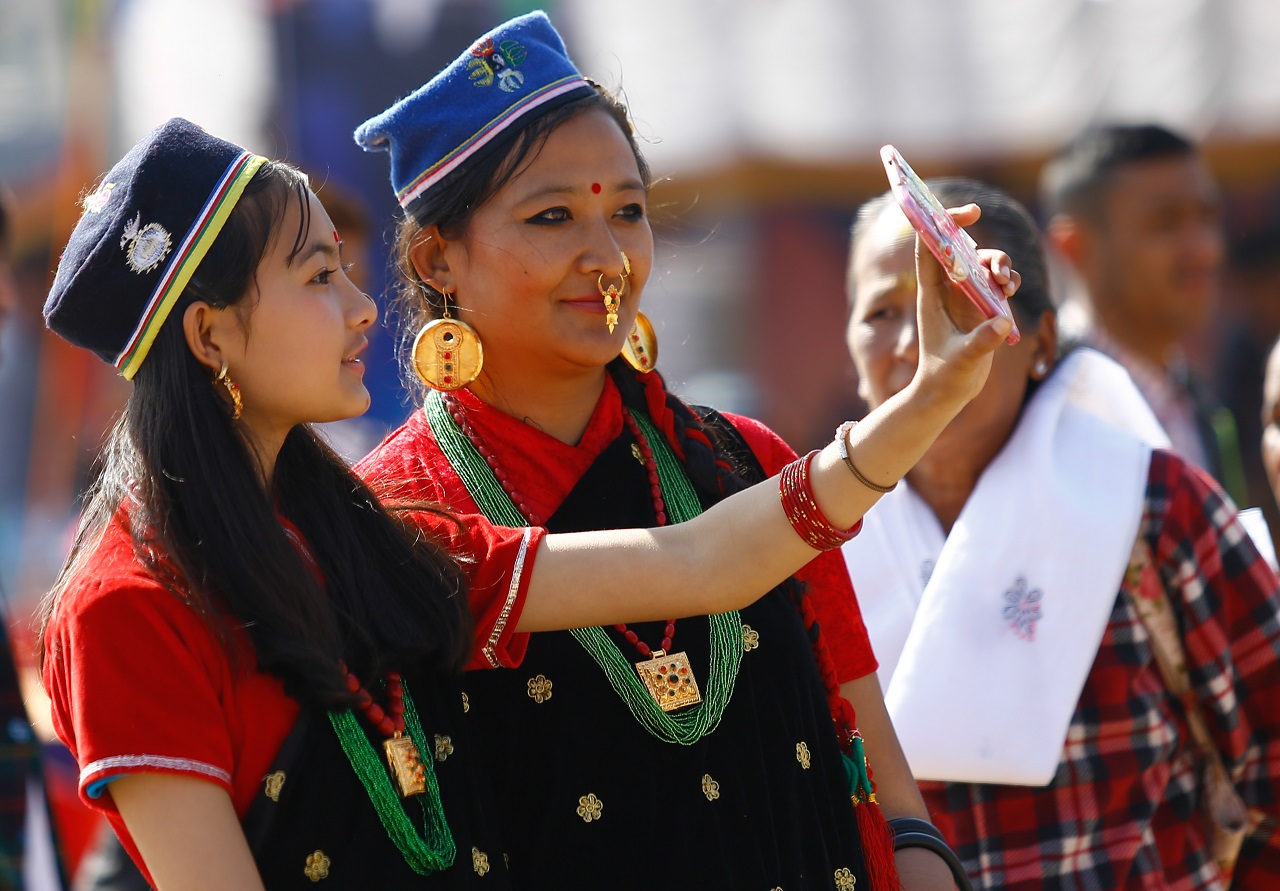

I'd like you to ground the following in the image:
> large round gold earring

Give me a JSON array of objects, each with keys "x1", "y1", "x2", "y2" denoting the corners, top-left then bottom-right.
[
  {"x1": 214, "y1": 360, "x2": 243, "y2": 420},
  {"x1": 620, "y1": 312, "x2": 658, "y2": 373},
  {"x1": 411, "y1": 292, "x2": 483, "y2": 392}
]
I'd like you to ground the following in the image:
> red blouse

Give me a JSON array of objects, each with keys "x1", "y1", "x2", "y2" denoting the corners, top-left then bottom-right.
[
  {"x1": 357, "y1": 378, "x2": 876, "y2": 682},
  {"x1": 42, "y1": 511, "x2": 538, "y2": 884}
]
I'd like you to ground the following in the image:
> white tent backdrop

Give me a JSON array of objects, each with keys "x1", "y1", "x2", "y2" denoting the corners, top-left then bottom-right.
[{"x1": 566, "y1": 0, "x2": 1280, "y2": 173}]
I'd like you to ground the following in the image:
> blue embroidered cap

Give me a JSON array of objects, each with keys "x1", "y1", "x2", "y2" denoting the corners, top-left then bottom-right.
[
  {"x1": 44, "y1": 117, "x2": 267, "y2": 379},
  {"x1": 354, "y1": 10, "x2": 594, "y2": 217}
]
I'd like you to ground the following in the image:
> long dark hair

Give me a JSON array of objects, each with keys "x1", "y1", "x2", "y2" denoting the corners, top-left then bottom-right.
[{"x1": 41, "y1": 162, "x2": 471, "y2": 706}]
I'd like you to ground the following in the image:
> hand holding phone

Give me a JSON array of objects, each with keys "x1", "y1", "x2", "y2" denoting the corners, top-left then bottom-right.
[{"x1": 880, "y1": 145, "x2": 1020, "y2": 345}]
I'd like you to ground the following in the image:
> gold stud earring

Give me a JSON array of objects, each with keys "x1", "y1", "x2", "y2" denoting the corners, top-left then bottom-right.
[
  {"x1": 411, "y1": 291, "x2": 484, "y2": 392},
  {"x1": 214, "y1": 360, "x2": 243, "y2": 420},
  {"x1": 597, "y1": 251, "x2": 631, "y2": 334}
]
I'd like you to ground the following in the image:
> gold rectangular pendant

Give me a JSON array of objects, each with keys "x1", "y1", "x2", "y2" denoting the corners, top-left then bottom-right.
[
  {"x1": 384, "y1": 735, "x2": 427, "y2": 797},
  {"x1": 634, "y1": 650, "x2": 703, "y2": 712}
]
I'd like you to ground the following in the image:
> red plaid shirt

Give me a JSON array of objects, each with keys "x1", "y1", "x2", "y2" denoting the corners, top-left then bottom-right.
[{"x1": 923, "y1": 450, "x2": 1280, "y2": 890}]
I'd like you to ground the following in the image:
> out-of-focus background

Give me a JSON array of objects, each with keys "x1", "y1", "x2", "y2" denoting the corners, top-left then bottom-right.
[{"x1": 3, "y1": 0, "x2": 1280, "y2": 877}]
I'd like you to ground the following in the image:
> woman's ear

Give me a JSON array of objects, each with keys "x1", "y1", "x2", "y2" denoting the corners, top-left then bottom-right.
[
  {"x1": 182, "y1": 301, "x2": 230, "y2": 374},
  {"x1": 1029, "y1": 310, "x2": 1060, "y2": 379},
  {"x1": 408, "y1": 225, "x2": 455, "y2": 293}
]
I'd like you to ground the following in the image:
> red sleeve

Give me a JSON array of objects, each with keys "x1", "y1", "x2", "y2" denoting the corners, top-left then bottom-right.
[
  {"x1": 359, "y1": 416, "x2": 543, "y2": 670},
  {"x1": 722, "y1": 412, "x2": 879, "y2": 682},
  {"x1": 402, "y1": 508, "x2": 545, "y2": 671},
  {"x1": 43, "y1": 523, "x2": 236, "y2": 812}
]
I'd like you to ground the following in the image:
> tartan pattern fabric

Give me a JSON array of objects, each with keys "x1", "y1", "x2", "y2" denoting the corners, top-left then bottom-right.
[{"x1": 922, "y1": 450, "x2": 1280, "y2": 890}]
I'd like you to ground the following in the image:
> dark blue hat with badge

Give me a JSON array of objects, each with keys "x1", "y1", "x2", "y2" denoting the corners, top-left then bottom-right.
[
  {"x1": 354, "y1": 10, "x2": 594, "y2": 219},
  {"x1": 44, "y1": 117, "x2": 267, "y2": 379}
]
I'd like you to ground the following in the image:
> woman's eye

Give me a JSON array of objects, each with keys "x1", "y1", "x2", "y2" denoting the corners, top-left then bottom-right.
[
  {"x1": 529, "y1": 207, "x2": 571, "y2": 224},
  {"x1": 312, "y1": 267, "x2": 339, "y2": 285},
  {"x1": 616, "y1": 203, "x2": 646, "y2": 221}
]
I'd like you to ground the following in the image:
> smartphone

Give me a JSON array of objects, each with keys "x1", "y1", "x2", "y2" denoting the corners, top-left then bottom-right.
[{"x1": 880, "y1": 145, "x2": 1020, "y2": 345}]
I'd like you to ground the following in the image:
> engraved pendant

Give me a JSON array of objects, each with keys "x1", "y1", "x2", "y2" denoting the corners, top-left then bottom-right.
[
  {"x1": 384, "y1": 734, "x2": 427, "y2": 797},
  {"x1": 634, "y1": 649, "x2": 703, "y2": 712}
]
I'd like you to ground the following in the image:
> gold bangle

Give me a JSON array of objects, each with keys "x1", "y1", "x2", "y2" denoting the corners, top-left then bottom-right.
[{"x1": 834, "y1": 420, "x2": 897, "y2": 494}]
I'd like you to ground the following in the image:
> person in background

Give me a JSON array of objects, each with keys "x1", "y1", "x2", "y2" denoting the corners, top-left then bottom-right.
[
  {"x1": 843, "y1": 176, "x2": 1280, "y2": 890},
  {"x1": 1039, "y1": 123, "x2": 1247, "y2": 505},
  {"x1": 0, "y1": 184, "x2": 67, "y2": 891}
]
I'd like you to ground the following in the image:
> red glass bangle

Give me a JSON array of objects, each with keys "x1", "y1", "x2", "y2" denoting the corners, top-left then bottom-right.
[{"x1": 779, "y1": 450, "x2": 862, "y2": 551}]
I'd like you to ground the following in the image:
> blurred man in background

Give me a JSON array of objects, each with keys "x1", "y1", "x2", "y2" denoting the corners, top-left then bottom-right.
[{"x1": 1040, "y1": 124, "x2": 1247, "y2": 505}]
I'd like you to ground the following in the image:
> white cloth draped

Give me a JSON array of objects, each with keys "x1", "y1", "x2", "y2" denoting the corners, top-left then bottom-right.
[{"x1": 842, "y1": 349, "x2": 1170, "y2": 786}]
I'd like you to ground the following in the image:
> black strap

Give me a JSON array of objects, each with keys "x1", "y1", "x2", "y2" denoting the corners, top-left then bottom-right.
[{"x1": 889, "y1": 817, "x2": 974, "y2": 891}]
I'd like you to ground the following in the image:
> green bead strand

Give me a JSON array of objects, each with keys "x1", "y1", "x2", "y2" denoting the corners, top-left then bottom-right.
[
  {"x1": 327, "y1": 678, "x2": 456, "y2": 874},
  {"x1": 424, "y1": 392, "x2": 744, "y2": 746}
]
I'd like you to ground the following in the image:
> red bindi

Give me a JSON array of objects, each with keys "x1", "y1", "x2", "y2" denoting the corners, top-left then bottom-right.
[
  {"x1": 591, "y1": 183, "x2": 601, "y2": 194},
  {"x1": 333, "y1": 229, "x2": 340, "y2": 242}
]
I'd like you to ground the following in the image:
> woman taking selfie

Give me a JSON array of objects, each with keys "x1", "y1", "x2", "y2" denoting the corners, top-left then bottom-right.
[{"x1": 353, "y1": 12, "x2": 1020, "y2": 890}]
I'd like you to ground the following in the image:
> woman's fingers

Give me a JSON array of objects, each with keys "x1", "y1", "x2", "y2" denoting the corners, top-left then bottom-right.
[
  {"x1": 946, "y1": 203, "x2": 981, "y2": 227},
  {"x1": 979, "y1": 248, "x2": 1021, "y2": 297}
]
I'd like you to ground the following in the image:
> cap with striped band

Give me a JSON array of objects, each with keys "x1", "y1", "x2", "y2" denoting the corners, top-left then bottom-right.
[
  {"x1": 354, "y1": 11, "x2": 595, "y2": 218},
  {"x1": 44, "y1": 118, "x2": 268, "y2": 379}
]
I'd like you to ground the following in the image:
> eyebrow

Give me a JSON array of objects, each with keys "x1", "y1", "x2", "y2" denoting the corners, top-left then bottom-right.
[
  {"x1": 522, "y1": 179, "x2": 648, "y2": 201},
  {"x1": 291, "y1": 239, "x2": 342, "y2": 268}
]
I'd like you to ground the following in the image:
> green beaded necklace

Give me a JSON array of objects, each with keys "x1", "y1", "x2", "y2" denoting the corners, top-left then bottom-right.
[
  {"x1": 424, "y1": 391, "x2": 744, "y2": 746},
  {"x1": 328, "y1": 679, "x2": 456, "y2": 874}
]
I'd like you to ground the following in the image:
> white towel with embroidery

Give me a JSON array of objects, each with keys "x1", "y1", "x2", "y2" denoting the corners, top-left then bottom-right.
[{"x1": 843, "y1": 349, "x2": 1169, "y2": 786}]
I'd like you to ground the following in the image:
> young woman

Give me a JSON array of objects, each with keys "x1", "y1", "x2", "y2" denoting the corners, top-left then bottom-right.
[
  {"x1": 351, "y1": 11, "x2": 1016, "y2": 890},
  {"x1": 842, "y1": 178, "x2": 1280, "y2": 890}
]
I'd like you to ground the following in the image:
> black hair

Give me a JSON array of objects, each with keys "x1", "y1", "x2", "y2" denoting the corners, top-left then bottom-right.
[
  {"x1": 389, "y1": 85, "x2": 651, "y2": 402},
  {"x1": 41, "y1": 161, "x2": 471, "y2": 706},
  {"x1": 1038, "y1": 123, "x2": 1197, "y2": 222}
]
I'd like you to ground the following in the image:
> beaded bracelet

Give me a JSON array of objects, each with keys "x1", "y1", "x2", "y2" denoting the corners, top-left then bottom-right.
[
  {"x1": 780, "y1": 450, "x2": 863, "y2": 551},
  {"x1": 835, "y1": 420, "x2": 897, "y2": 494}
]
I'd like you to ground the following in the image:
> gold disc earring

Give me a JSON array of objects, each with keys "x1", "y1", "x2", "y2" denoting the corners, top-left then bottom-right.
[
  {"x1": 597, "y1": 251, "x2": 631, "y2": 334},
  {"x1": 621, "y1": 311, "x2": 658, "y2": 373},
  {"x1": 411, "y1": 292, "x2": 484, "y2": 392},
  {"x1": 214, "y1": 360, "x2": 243, "y2": 420}
]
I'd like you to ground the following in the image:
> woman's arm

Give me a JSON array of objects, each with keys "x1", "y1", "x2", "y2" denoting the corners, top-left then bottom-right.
[
  {"x1": 110, "y1": 774, "x2": 266, "y2": 891},
  {"x1": 843, "y1": 675, "x2": 958, "y2": 890},
  {"x1": 517, "y1": 206, "x2": 1016, "y2": 632}
]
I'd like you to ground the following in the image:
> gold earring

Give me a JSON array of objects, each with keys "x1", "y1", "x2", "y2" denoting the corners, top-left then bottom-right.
[
  {"x1": 597, "y1": 251, "x2": 631, "y2": 334},
  {"x1": 411, "y1": 292, "x2": 484, "y2": 392},
  {"x1": 215, "y1": 360, "x2": 243, "y2": 420},
  {"x1": 621, "y1": 311, "x2": 658, "y2": 373}
]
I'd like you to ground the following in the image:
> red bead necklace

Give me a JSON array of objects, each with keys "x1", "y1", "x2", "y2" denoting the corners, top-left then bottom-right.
[
  {"x1": 444, "y1": 395, "x2": 677, "y2": 658},
  {"x1": 343, "y1": 663, "x2": 406, "y2": 737}
]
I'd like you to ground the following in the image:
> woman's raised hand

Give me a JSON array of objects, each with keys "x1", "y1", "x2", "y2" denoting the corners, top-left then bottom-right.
[{"x1": 913, "y1": 203, "x2": 1021, "y2": 409}]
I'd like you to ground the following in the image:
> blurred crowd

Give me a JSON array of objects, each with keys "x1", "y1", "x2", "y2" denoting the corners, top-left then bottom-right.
[{"x1": 3, "y1": 3, "x2": 1280, "y2": 888}]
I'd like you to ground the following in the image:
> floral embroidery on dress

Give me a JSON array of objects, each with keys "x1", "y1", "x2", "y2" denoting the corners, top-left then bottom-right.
[
  {"x1": 834, "y1": 866, "x2": 857, "y2": 890},
  {"x1": 433, "y1": 734, "x2": 454, "y2": 762},
  {"x1": 526, "y1": 673, "x2": 553, "y2": 703},
  {"x1": 304, "y1": 850, "x2": 330, "y2": 882},
  {"x1": 467, "y1": 37, "x2": 528, "y2": 92},
  {"x1": 472, "y1": 847, "x2": 490, "y2": 876},
  {"x1": 263, "y1": 770, "x2": 285, "y2": 802},
  {"x1": 1002, "y1": 576, "x2": 1043, "y2": 641},
  {"x1": 742, "y1": 624, "x2": 760, "y2": 652},
  {"x1": 461, "y1": 691, "x2": 470, "y2": 713},
  {"x1": 576, "y1": 793, "x2": 603, "y2": 822},
  {"x1": 796, "y1": 741, "x2": 811, "y2": 769},
  {"x1": 701, "y1": 773, "x2": 720, "y2": 801}
]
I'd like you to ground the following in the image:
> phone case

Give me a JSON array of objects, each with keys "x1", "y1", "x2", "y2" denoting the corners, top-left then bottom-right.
[{"x1": 880, "y1": 145, "x2": 1020, "y2": 345}]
